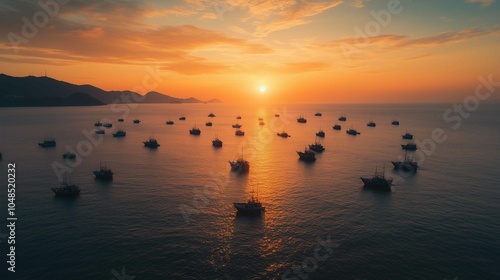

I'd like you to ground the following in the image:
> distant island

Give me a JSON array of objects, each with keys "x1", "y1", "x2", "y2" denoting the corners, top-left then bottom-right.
[{"x1": 0, "y1": 73, "x2": 222, "y2": 107}]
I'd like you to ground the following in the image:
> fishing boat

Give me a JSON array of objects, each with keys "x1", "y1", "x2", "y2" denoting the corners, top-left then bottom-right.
[
  {"x1": 297, "y1": 147, "x2": 316, "y2": 162},
  {"x1": 297, "y1": 116, "x2": 307, "y2": 123},
  {"x1": 274, "y1": 114, "x2": 280, "y2": 117},
  {"x1": 235, "y1": 130, "x2": 245, "y2": 136},
  {"x1": 94, "y1": 121, "x2": 103, "y2": 127},
  {"x1": 212, "y1": 135, "x2": 223, "y2": 147},
  {"x1": 315, "y1": 112, "x2": 322, "y2": 117},
  {"x1": 367, "y1": 121, "x2": 376, "y2": 127},
  {"x1": 316, "y1": 129, "x2": 325, "y2": 137},
  {"x1": 133, "y1": 119, "x2": 141, "y2": 124},
  {"x1": 103, "y1": 123, "x2": 112, "y2": 128},
  {"x1": 236, "y1": 116, "x2": 242, "y2": 119},
  {"x1": 401, "y1": 143, "x2": 417, "y2": 151},
  {"x1": 234, "y1": 191, "x2": 265, "y2": 215},
  {"x1": 338, "y1": 115, "x2": 347, "y2": 121},
  {"x1": 309, "y1": 142, "x2": 325, "y2": 152},
  {"x1": 143, "y1": 137, "x2": 160, "y2": 148},
  {"x1": 51, "y1": 176, "x2": 80, "y2": 197},
  {"x1": 39, "y1": 137, "x2": 56, "y2": 147},
  {"x1": 346, "y1": 128, "x2": 360, "y2": 135},
  {"x1": 392, "y1": 153, "x2": 418, "y2": 172},
  {"x1": 166, "y1": 118, "x2": 174, "y2": 125},
  {"x1": 392, "y1": 120, "x2": 400, "y2": 125},
  {"x1": 258, "y1": 117, "x2": 264, "y2": 121},
  {"x1": 93, "y1": 162, "x2": 113, "y2": 180},
  {"x1": 332, "y1": 124, "x2": 341, "y2": 130},
  {"x1": 259, "y1": 121, "x2": 265, "y2": 126},
  {"x1": 360, "y1": 166, "x2": 393, "y2": 191},
  {"x1": 112, "y1": 130, "x2": 126, "y2": 137},
  {"x1": 205, "y1": 121, "x2": 213, "y2": 126},
  {"x1": 208, "y1": 113, "x2": 216, "y2": 117},
  {"x1": 96, "y1": 129, "x2": 105, "y2": 134},
  {"x1": 277, "y1": 131, "x2": 290, "y2": 138},
  {"x1": 179, "y1": 116, "x2": 186, "y2": 120},
  {"x1": 189, "y1": 126, "x2": 201, "y2": 135},
  {"x1": 118, "y1": 118, "x2": 124, "y2": 122},
  {"x1": 232, "y1": 123, "x2": 242, "y2": 128},
  {"x1": 402, "y1": 132, "x2": 413, "y2": 140},
  {"x1": 229, "y1": 157, "x2": 250, "y2": 172},
  {"x1": 62, "y1": 152, "x2": 76, "y2": 159}
]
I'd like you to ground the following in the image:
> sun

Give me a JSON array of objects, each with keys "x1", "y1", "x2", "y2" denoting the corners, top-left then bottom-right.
[{"x1": 259, "y1": 86, "x2": 266, "y2": 93}]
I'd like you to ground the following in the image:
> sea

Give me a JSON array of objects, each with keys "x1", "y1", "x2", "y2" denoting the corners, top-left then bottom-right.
[{"x1": 0, "y1": 103, "x2": 499, "y2": 280}]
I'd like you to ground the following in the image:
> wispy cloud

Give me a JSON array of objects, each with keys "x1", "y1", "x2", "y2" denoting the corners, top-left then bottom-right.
[{"x1": 465, "y1": 0, "x2": 495, "y2": 7}]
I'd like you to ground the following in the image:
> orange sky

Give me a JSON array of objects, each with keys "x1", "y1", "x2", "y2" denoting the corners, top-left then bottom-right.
[{"x1": 1, "y1": 0, "x2": 499, "y2": 103}]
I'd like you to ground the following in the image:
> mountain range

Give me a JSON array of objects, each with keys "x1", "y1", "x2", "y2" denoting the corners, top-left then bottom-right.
[{"x1": 0, "y1": 73, "x2": 221, "y2": 107}]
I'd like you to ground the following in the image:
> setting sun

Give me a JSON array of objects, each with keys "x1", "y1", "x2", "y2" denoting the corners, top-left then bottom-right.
[{"x1": 259, "y1": 86, "x2": 266, "y2": 93}]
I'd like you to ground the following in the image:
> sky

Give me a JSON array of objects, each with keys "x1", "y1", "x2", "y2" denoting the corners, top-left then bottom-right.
[{"x1": 0, "y1": 0, "x2": 499, "y2": 103}]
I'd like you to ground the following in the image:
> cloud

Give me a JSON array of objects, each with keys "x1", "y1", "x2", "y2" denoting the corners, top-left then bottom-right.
[
  {"x1": 323, "y1": 27, "x2": 500, "y2": 51},
  {"x1": 349, "y1": 0, "x2": 370, "y2": 8},
  {"x1": 465, "y1": 0, "x2": 495, "y2": 7}
]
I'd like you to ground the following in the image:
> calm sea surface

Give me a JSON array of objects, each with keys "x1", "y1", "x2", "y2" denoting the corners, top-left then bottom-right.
[{"x1": 0, "y1": 103, "x2": 499, "y2": 280}]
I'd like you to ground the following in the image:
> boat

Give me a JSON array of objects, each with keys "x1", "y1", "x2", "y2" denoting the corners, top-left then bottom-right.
[
  {"x1": 392, "y1": 120, "x2": 400, "y2": 125},
  {"x1": 274, "y1": 114, "x2": 280, "y2": 117},
  {"x1": 233, "y1": 191, "x2": 265, "y2": 215},
  {"x1": 39, "y1": 137, "x2": 56, "y2": 147},
  {"x1": 235, "y1": 130, "x2": 245, "y2": 136},
  {"x1": 103, "y1": 123, "x2": 112, "y2": 128},
  {"x1": 229, "y1": 157, "x2": 250, "y2": 172},
  {"x1": 297, "y1": 116, "x2": 307, "y2": 123},
  {"x1": 166, "y1": 118, "x2": 174, "y2": 125},
  {"x1": 392, "y1": 153, "x2": 418, "y2": 172},
  {"x1": 316, "y1": 129, "x2": 325, "y2": 137},
  {"x1": 144, "y1": 137, "x2": 160, "y2": 148},
  {"x1": 346, "y1": 128, "x2": 360, "y2": 135},
  {"x1": 258, "y1": 117, "x2": 263, "y2": 121},
  {"x1": 309, "y1": 142, "x2": 325, "y2": 152},
  {"x1": 133, "y1": 119, "x2": 141, "y2": 124},
  {"x1": 113, "y1": 130, "x2": 126, "y2": 137},
  {"x1": 315, "y1": 112, "x2": 322, "y2": 117},
  {"x1": 94, "y1": 121, "x2": 103, "y2": 127},
  {"x1": 212, "y1": 135, "x2": 223, "y2": 147},
  {"x1": 51, "y1": 176, "x2": 80, "y2": 197},
  {"x1": 62, "y1": 152, "x2": 76, "y2": 159},
  {"x1": 208, "y1": 113, "x2": 216, "y2": 117},
  {"x1": 259, "y1": 121, "x2": 265, "y2": 125},
  {"x1": 401, "y1": 143, "x2": 417, "y2": 151},
  {"x1": 232, "y1": 123, "x2": 242, "y2": 128},
  {"x1": 360, "y1": 167, "x2": 393, "y2": 191},
  {"x1": 93, "y1": 162, "x2": 113, "y2": 180},
  {"x1": 297, "y1": 147, "x2": 316, "y2": 162},
  {"x1": 402, "y1": 132, "x2": 413, "y2": 140},
  {"x1": 179, "y1": 116, "x2": 186, "y2": 120},
  {"x1": 277, "y1": 131, "x2": 290, "y2": 138},
  {"x1": 236, "y1": 116, "x2": 242, "y2": 119},
  {"x1": 332, "y1": 124, "x2": 341, "y2": 130},
  {"x1": 0, "y1": 151, "x2": 2, "y2": 159},
  {"x1": 205, "y1": 121, "x2": 213, "y2": 126},
  {"x1": 118, "y1": 118, "x2": 124, "y2": 122},
  {"x1": 367, "y1": 121, "x2": 376, "y2": 127},
  {"x1": 189, "y1": 126, "x2": 201, "y2": 135},
  {"x1": 338, "y1": 115, "x2": 347, "y2": 121},
  {"x1": 95, "y1": 129, "x2": 105, "y2": 134}
]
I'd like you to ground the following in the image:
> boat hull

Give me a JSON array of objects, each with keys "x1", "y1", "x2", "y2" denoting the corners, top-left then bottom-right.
[
  {"x1": 391, "y1": 161, "x2": 418, "y2": 172},
  {"x1": 360, "y1": 177, "x2": 393, "y2": 191}
]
